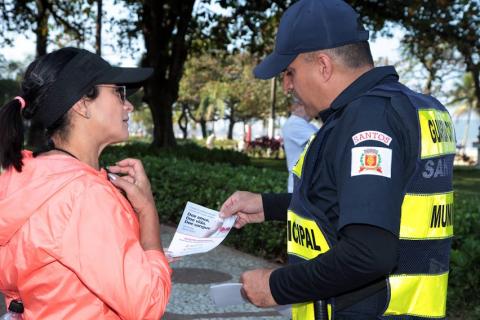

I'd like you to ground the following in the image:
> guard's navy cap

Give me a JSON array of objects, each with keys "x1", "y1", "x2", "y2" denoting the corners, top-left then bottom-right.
[{"x1": 254, "y1": 0, "x2": 369, "y2": 79}]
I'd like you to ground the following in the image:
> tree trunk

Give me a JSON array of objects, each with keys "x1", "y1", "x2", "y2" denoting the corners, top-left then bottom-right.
[
  {"x1": 227, "y1": 104, "x2": 235, "y2": 140},
  {"x1": 228, "y1": 121, "x2": 235, "y2": 140},
  {"x1": 147, "y1": 87, "x2": 177, "y2": 148},
  {"x1": 96, "y1": 0, "x2": 102, "y2": 56},
  {"x1": 228, "y1": 117, "x2": 235, "y2": 140},
  {"x1": 142, "y1": 0, "x2": 195, "y2": 148},
  {"x1": 461, "y1": 49, "x2": 480, "y2": 111},
  {"x1": 469, "y1": 68, "x2": 480, "y2": 111},
  {"x1": 268, "y1": 77, "x2": 277, "y2": 138},
  {"x1": 423, "y1": 68, "x2": 435, "y2": 95},
  {"x1": 35, "y1": 5, "x2": 48, "y2": 57},
  {"x1": 27, "y1": 0, "x2": 49, "y2": 147},
  {"x1": 200, "y1": 119, "x2": 207, "y2": 139},
  {"x1": 178, "y1": 104, "x2": 188, "y2": 139}
]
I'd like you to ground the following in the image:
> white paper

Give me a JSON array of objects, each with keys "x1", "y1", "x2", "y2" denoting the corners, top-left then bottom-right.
[
  {"x1": 209, "y1": 283, "x2": 246, "y2": 307},
  {"x1": 166, "y1": 202, "x2": 236, "y2": 257},
  {"x1": 274, "y1": 304, "x2": 292, "y2": 317},
  {"x1": 209, "y1": 282, "x2": 292, "y2": 317}
]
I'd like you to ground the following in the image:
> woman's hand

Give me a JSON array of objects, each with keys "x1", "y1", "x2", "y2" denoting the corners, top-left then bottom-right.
[
  {"x1": 107, "y1": 158, "x2": 155, "y2": 216},
  {"x1": 108, "y1": 158, "x2": 163, "y2": 251}
]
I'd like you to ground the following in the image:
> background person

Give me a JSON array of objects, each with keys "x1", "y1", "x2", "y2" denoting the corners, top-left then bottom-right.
[
  {"x1": 0, "y1": 47, "x2": 171, "y2": 319},
  {"x1": 220, "y1": 0, "x2": 455, "y2": 319},
  {"x1": 282, "y1": 97, "x2": 318, "y2": 192}
]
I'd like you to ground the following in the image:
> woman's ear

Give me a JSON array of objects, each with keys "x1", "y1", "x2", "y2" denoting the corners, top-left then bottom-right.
[{"x1": 71, "y1": 99, "x2": 91, "y2": 119}]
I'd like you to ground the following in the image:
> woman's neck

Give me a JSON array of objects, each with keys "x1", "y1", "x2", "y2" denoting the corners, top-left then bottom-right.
[{"x1": 51, "y1": 138, "x2": 102, "y2": 170}]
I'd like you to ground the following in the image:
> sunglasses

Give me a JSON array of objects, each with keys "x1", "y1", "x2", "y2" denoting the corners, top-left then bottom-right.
[{"x1": 96, "y1": 85, "x2": 127, "y2": 104}]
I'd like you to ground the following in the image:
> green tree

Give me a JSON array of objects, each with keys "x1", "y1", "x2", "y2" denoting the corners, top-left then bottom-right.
[
  {"x1": 0, "y1": 55, "x2": 25, "y2": 81},
  {"x1": 350, "y1": 0, "x2": 480, "y2": 109},
  {"x1": 178, "y1": 52, "x2": 288, "y2": 140},
  {"x1": 449, "y1": 73, "x2": 478, "y2": 155},
  {"x1": 178, "y1": 53, "x2": 224, "y2": 138},
  {"x1": 116, "y1": 0, "x2": 197, "y2": 147},
  {"x1": 0, "y1": 0, "x2": 97, "y2": 147},
  {"x1": 222, "y1": 53, "x2": 288, "y2": 139},
  {"x1": 0, "y1": 79, "x2": 20, "y2": 106},
  {"x1": 114, "y1": 0, "x2": 296, "y2": 148}
]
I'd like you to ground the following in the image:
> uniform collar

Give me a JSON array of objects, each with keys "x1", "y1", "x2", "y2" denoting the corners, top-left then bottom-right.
[{"x1": 318, "y1": 66, "x2": 399, "y2": 122}]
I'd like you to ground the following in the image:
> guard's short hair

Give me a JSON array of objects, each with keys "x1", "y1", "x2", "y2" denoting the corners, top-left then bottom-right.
[{"x1": 306, "y1": 41, "x2": 374, "y2": 69}]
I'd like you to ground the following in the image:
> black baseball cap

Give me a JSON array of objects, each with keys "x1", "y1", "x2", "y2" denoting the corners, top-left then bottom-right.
[
  {"x1": 37, "y1": 47, "x2": 153, "y2": 128},
  {"x1": 253, "y1": 0, "x2": 369, "y2": 79}
]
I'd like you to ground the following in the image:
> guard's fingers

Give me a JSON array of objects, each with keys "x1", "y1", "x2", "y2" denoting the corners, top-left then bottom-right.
[
  {"x1": 239, "y1": 272, "x2": 253, "y2": 303},
  {"x1": 240, "y1": 287, "x2": 250, "y2": 303},
  {"x1": 234, "y1": 214, "x2": 248, "y2": 229},
  {"x1": 220, "y1": 192, "x2": 243, "y2": 217}
]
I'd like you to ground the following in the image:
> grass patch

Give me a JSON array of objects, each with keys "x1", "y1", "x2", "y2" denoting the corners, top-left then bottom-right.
[{"x1": 453, "y1": 166, "x2": 480, "y2": 194}]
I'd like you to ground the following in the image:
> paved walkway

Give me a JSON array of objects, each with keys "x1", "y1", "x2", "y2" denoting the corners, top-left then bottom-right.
[{"x1": 1, "y1": 225, "x2": 289, "y2": 320}]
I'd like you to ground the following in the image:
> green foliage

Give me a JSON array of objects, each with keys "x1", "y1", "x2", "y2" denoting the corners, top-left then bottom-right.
[
  {"x1": 193, "y1": 138, "x2": 239, "y2": 150},
  {"x1": 0, "y1": 79, "x2": 19, "y2": 106},
  {"x1": 0, "y1": 0, "x2": 91, "y2": 49},
  {"x1": 177, "y1": 52, "x2": 289, "y2": 135},
  {"x1": 351, "y1": 0, "x2": 480, "y2": 109},
  {"x1": 447, "y1": 192, "x2": 480, "y2": 320},
  {"x1": 452, "y1": 167, "x2": 480, "y2": 194},
  {"x1": 103, "y1": 141, "x2": 250, "y2": 167}
]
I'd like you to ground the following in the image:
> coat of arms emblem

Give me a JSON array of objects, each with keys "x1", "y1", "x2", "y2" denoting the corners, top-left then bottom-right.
[{"x1": 359, "y1": 148, "x2": 382, "y2": 173}]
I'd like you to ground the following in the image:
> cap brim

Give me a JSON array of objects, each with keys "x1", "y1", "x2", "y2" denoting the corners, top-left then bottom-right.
[
  {"x1": 253, "y1": 52, "x2": 297, "y2": 79},
  {"x1": 96, "y1": 67, "x2": 153, "y2": 88}
]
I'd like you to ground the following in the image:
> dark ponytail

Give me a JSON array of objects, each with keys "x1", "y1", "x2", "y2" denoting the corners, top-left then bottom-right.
[
  {"x1": 0, "y1": 49, "x2": 79, "y2": 172},
  {"x1": 0, "y1": 99, "x2": 25, "y2": 172}
]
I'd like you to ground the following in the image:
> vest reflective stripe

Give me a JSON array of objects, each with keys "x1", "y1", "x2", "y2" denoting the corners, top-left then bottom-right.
[
  {"x1": 418, "y1": 109, "x2": 456, "y2": 159},
  {"x1": 400, "y1": 192, "x2": 454, "y2": 240},
  {"x1": 292, "y1": 302, "x2": 315, "y2": 319},
  {"x1": 292, "y1": 135, "x2": 316, "y2": 179},
  {"x1": 384, "y1": 272, "x2": 449, "y2": 318},
  {"x1": 288, "y1": 209, "x2": 332, "y2": 318},
  {"x1": 287, "y1": 210, "x2": 330, "y2": 260}
]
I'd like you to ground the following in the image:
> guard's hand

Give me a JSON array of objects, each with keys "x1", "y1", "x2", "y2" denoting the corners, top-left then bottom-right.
[
  {"x1": 107, "y1": 158, "x2": 155, "y2": 215},
  {"x1": 240, "y1": 269, "x2": 277, "y2": 307},
  {"x1": 219, "y1": 191, "x2": 265, "y2": 228}
]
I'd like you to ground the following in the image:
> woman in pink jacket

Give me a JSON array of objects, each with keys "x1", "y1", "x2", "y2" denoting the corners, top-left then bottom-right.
[{"x1": 0, "y1": 47, "x2": 172, "y2": 319}]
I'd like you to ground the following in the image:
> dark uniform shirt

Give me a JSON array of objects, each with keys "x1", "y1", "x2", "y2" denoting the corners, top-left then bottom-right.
[{"x1": 263, "y1": 66, "x2": 420, "y2": 316}]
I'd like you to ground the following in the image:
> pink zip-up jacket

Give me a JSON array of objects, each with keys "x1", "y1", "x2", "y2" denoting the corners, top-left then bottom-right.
[{"x1": 0, "y1": 151, "x2": 172, "y2": 319}]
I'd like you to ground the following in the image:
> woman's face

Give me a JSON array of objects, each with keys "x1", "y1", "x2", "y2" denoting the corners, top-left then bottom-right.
[{"x1": 90, "y1": 84, "x2": 134, "y2": 145}]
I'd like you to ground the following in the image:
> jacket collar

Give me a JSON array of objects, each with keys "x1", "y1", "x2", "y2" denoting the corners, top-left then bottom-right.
[{"x1": 318, "y1": 66, "x2": 399, "y2": 122}]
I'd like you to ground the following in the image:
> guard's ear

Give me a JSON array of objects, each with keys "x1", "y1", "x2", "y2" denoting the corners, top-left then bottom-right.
[
  {"x1": 313, "y1": 52, "x2": 334, "y2": 82},
  {"x1": 71, "y1": 98, "x2": 91, "y2": 119}
]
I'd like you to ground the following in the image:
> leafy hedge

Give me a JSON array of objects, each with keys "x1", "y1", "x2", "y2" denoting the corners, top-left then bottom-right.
[
  {"x1": 105, "y1": 141, "x2": 250, "y2": 167},
  {"x1": 101, "y1": 143, "x2": 480, "y2": 318},
  {"x1": 448, "y1": 192, "x2": 480, "y2": 320}
]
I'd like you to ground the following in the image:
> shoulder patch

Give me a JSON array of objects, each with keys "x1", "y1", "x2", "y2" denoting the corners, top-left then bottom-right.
[
  {"x1": 352, "y1": 130, "x2": 392, "y2": 146},
  {"x1": 351, "y1": 146, "x2": 392, "y2": 178}
]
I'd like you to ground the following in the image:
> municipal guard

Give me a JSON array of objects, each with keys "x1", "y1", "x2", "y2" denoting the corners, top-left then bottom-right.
[{"x1": 220, "y1": 0, "x2": 455, "y2": 319}]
